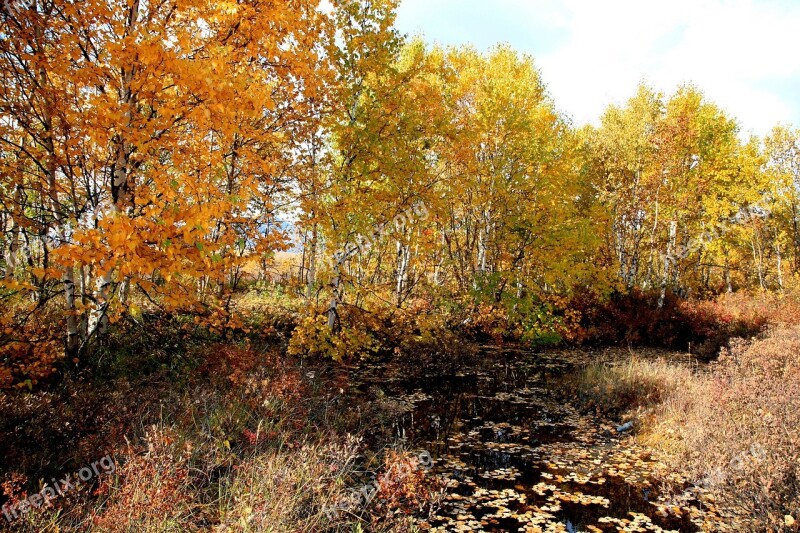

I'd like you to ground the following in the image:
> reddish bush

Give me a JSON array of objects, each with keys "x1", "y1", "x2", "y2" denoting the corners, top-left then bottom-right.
[
  {"x1": 565, "y1": 290, "x2": 767, "y2": 357},
  {"x1": 89, "y1": 427, "x2": 197, "y2": 531},
  {"x1": 370, "y1": 450, "x2": 443, "y2": 525}
]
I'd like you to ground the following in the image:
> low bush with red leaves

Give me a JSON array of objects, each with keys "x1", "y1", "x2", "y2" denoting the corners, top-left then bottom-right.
[
  {"x1": 0, "y1": 335, "x2": 444, "y2": 532},
  {"x1": 565, "y1": 290, "x2": 768, "y2": 357}
]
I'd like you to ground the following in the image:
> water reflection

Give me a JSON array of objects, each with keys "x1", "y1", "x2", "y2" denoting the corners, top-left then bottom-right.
[{"x1": 351, "y1": 347, "x2": 720, "y2": 532}]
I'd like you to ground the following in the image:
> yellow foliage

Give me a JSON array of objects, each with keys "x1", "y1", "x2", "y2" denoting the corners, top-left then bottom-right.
[{"x1": 288, "y1": 314, "x2": 379, "y2": 362}]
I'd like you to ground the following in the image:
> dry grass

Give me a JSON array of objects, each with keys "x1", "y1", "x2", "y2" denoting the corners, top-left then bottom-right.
[
  {"x1": 571, "y1": 327, "x2": 800, "y2": 530},
  {"x1": 569, "y1": 356, "x2": 694, "y2": 423},
  {"x1": 4, "y1": 425, "x2": 366, "y2": 532},
  {"x1": 656, "y1": 328, "x2": 800, "y2": 529}
]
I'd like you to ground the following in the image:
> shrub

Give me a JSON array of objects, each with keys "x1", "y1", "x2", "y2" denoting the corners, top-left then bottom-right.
[
  {"x1": 0, "y1": 292, "x2": 65, "y2": 389},
  {"x1": 288, "y1": 311, "x2": 380, "y2": 362}
]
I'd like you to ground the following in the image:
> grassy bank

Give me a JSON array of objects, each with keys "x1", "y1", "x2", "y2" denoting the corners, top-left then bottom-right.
[{"x1": 568, "y1": 327, "x2": 800, "y2": 530}]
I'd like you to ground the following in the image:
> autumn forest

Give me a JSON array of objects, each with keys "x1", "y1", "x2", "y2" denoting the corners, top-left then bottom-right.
[{"x1": 1, "y1": 1, "x2": 799, "y2": 532}]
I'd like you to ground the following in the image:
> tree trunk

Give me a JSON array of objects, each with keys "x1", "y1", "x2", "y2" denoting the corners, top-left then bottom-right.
[
  {"x1": 751, "y1": 234, "x2": 765, "y2": 290},
  {"x1": 39, "y1": 56, "x2": 79, "y2": 356},
  {"x1": 327, "y1": 263, "x2": 340, "y2": 331},
  {"x1": 306, "y1": 221, "x2": 317, "y2": 300},
  {"x1": 658, "y1": 220, "x2": 676, "y2": 308},
  {"x1": 724, "y1": 251, "x2": 733, "y2": 293},
  {"x1": 87, "y1": 0, "x2": 139, "y2": 341},
  {"x1": 395, "y1": 240, "x2": 409, "y2": 307},
  {"x1": 4, "y1": 185, "x2": 22, "y2": 280}
]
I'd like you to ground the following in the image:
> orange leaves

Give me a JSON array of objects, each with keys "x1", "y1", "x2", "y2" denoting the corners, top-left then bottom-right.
[
  {"x1": 0, "y1": 293, "x2": 65, "y2": 388},
  {"x1": 0, "y1": 0, "x2": 342, "y2": 374}
]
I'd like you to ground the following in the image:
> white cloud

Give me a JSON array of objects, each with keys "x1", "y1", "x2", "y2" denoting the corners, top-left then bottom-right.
[{"x1": 395, "y1": 0, "x2": 800, "y2": 136}]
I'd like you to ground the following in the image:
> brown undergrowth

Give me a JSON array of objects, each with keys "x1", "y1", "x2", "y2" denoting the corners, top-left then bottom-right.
[{"x1": 0, "y1": 335, "x2": 442, "y2": 532}]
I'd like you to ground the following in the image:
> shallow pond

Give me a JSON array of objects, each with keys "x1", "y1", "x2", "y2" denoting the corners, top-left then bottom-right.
[{"x1": 349, "y1": 346, "x2": 729, "y2": 532}]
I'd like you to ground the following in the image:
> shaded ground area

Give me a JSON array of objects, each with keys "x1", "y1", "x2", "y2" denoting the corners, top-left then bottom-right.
[{"x1": 347, "y1": 346, "x2": 735, "y2": 532}]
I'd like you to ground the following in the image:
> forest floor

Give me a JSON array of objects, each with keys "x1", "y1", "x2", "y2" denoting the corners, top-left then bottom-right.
[{"x1": 1, "y1": 321, "x2": 798, "y2": 532}]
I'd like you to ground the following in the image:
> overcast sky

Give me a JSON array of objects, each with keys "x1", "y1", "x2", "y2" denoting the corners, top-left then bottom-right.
[{"x1": 394, "y1": 0, "x2": 800, "y2": 137}]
